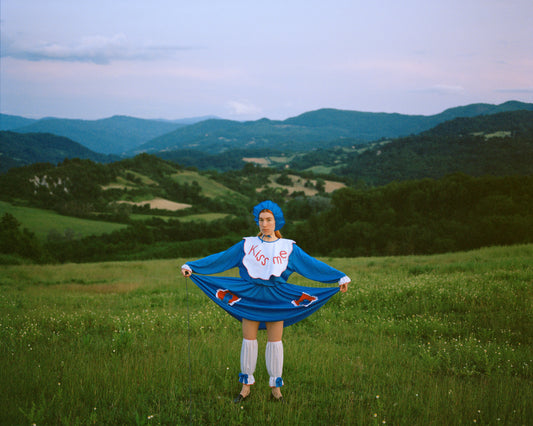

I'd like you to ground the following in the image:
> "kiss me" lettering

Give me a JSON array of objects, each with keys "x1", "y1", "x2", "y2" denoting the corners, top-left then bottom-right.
[{"x1": 247, "y1": 244, "x2": 288, "y2": 266}]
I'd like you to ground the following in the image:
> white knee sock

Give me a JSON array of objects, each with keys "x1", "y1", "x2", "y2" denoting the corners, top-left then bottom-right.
[
  {"x1": 239, "y1": 338, "x2": 257, "y2": 385},
  {"x1": 265, "y1": 340, "x2": 284, "y2": 387}
]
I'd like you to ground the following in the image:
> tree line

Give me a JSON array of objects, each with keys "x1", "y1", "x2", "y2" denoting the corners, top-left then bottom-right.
[
  {"x1": 291, "y1": 173, "x2": 533, "y2": 256},
  {"x1": 2, "y1": 172, "x2": 532, "y2": 264}
]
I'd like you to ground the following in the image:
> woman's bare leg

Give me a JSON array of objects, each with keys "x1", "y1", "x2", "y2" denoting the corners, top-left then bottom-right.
[
  {"x1": 265, "y1": 320, "x2": 283, "y2": 342},
  {"x1": 242, "y1": 318, "x2": 260, "y2": 340}
]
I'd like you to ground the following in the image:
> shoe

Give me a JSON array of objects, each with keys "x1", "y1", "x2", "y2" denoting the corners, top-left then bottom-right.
[
  {"x1": 271, "y1": 388, "x2": 284, "y2": 402},
  {"x1": 233, "y1": 393, "x2": 248, "y2": 403},
  {"x1": 233, "y1": 384, "x2": 251, "y2": 403},
  {"x1": 270, "y1": 394, "x2": 285, "y2": 403}
]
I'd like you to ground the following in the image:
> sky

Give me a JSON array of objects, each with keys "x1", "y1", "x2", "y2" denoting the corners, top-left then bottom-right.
[{"x1": 1, "y1": 0, "x2": 532, "y2": 121}]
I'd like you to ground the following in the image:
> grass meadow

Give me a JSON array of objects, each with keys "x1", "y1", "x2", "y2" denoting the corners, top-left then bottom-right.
[
  {"x1": 0, "y1": 201, "x2": 127, "y2": 240},
  {"x1": 129, "y1": 213, "x2": 233, "y2": 223},
  {"x1": 1, "y1": 244, "x2": 531, "y2": 425}
]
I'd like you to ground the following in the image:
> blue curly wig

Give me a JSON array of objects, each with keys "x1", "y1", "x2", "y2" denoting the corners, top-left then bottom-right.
[{"x1": 253, "y1": 200, "x2": 285, "y2": 231}]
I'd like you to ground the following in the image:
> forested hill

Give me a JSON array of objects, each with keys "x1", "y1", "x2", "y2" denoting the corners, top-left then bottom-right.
[
  {"x1": 321, "y1": 110, "x2": 533, "y2": 186},
  {"x1": 0, "y1": 114, "x2": 36, "y2": 130},
  {"x1": 133, "y1": 101, "x2": 533, "y2": 155},
  {"x1": 423, "y1": 109, "x2": 533, "y2": 136},
  {"x1": 0, "y1": 131, "x2": 115, "y2": 173}
]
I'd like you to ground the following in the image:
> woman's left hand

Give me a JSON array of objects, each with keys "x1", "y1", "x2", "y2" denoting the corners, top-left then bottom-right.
[{"x1": 339, "y1": 282, "x2": 349, "y2": 293}]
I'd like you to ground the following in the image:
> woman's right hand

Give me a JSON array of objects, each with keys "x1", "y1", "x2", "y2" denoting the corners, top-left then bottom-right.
[
  {"x1": 339, "y1": 276, "x2": 350, "y2": 293},
  {"x1": 181, "y1": 264, "x2": 192, "y2": 277}
]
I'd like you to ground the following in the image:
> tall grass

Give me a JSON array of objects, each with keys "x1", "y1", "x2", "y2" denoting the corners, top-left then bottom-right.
[{"x1": 1, "y1": 245, "x2": 531, "y2": 425}]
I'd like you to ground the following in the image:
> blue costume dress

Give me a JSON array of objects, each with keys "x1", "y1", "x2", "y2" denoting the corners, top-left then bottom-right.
[{"x1": 186, "y1": 236, "x2": 347, "y2": 329}]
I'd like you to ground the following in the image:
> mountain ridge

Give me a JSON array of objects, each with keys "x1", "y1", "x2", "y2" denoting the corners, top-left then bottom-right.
[
  {"x1": 137, "y1": 101, "x2": 533, "y2": 155},
  {"x1": 0, "y1": 114, "x2": 214, "y2": 155},
  {"x1": 1, "y1": 101, "x2": 532, "y2": 157}
]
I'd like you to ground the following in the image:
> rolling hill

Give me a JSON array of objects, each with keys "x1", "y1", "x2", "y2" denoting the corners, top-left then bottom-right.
[
  {"x1": 136, "y1": 101, "x2": 533, "y2": 155},
  {"x1": 143, "y1": 109, "x2": 533, "y2": 180},
  {"x1": 334, "y1": 110, "x2": 533, "y2": 185},
  {"x1": 0, "y1": 114, "x2": 37, "y2": 130},
  {"x1": 0, "y1": 131, "x2": 115, "y2": 173}
]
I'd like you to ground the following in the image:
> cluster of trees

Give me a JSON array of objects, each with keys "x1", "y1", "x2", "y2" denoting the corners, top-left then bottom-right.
[
  {"x1": 0, "y1": 158, "x2": 117, "y2": 212},
  {"x1": 43, "y1": 216, "x2": 254, "y2": 263},
  {"x1": 0, "y1": 213, "x2": 48, "y2": 263},
  {"x1": 0, "y1": 211, "x2": 255, "y2": 264},
  {"x1": 292, "y1": 173, "x2": 533, "y2": 256}
]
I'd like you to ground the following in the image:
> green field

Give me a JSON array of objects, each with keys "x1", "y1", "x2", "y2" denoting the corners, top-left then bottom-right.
[
  {"x1": 130, "y1": 212, "x2": 233, "y2": 222},
  {"x1": 171, "y1": 170, "x2": 247, "y2": 203},
  {"x1": 1, "y1": 201, "x2": 233, "y2": 240},
  {"x1": 1, "y1": 245, "x2": 531, "y2": 424},
  {"x1": 0, "y1": 201, "x2": 127, "y2": 240}
]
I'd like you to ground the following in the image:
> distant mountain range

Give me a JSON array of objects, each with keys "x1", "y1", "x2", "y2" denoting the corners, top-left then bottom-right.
[
  {"x1": 1, "y1": 101, "x2": 532, "y2": 156},
  {"x1": 134, "y1": 101, "x2": 533, "y2": 154},
  {"x1": 0, "y1": 114, "x2": 216, "y2": 155}
]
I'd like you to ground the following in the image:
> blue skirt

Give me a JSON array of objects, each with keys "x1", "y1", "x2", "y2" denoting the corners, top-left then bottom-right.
[{"x1": 190, "y1": 275, "x2": 340, "y2": 329}]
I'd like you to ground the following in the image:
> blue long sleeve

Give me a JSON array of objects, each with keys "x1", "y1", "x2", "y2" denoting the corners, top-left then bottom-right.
[
  {"x1": 187, "y1": 240, "x2": 244, "y2": 274},
  {"x1": 284, "y1": 244, "x2": 345, "y2": 284}
]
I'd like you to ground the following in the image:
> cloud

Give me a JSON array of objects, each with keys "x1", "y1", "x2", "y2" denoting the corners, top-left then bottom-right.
[
  {"x1": 226, "y1": 100, "x2": 262, "y2": 117},
  {"x1": 1, "y1": 33, "x2": 192, "y2": 64}
]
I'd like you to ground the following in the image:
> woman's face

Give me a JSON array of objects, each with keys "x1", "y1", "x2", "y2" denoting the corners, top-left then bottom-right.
[{"x1": 258, "y1": 211, "x2": 276, "y2": 236}]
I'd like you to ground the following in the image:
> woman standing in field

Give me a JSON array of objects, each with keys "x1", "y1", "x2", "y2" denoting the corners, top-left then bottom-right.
[{"x1": 181, "y1": 200, "x2": 350, "y2": 402}]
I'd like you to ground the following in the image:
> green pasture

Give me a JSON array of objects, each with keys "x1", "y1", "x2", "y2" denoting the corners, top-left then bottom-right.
[
  {"x1": 170, "y1": 170, "x2": 247, "y2": 202},
  {"x1": 304, "y1": 165, "x2": 336, "y2": 175},
  {"x1": 123, "y1": 169, "x2": 158, "y2": 186},
  {"x1": 0, "y1": 201, "x2": 127, "y2": 240},
  {"x1": 1, "y1": 245, "x2": 531, "y2": 425},
  {"x1": 268, "y1": 155, "x2": 293, "y2": 164},
  {"x1": 130, "y1": 212, "x2": 233, "y2": 222}
]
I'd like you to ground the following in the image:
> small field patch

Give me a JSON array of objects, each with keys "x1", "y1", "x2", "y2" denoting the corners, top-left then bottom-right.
[
  {"x1": 116, "y1": 198, "x2": 191, "y2": 211},
  {"x1": 259, "y1": 174, "x2": 346, "y2": 195}
]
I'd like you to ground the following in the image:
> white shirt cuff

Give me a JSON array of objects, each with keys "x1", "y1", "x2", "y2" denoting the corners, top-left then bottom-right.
[
  {"x1": 338, "y1": 276, "x2": 350, "y2": 285},
  {"x1": 181, "y1": 264, "x2": 192, "y2": 272}
]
